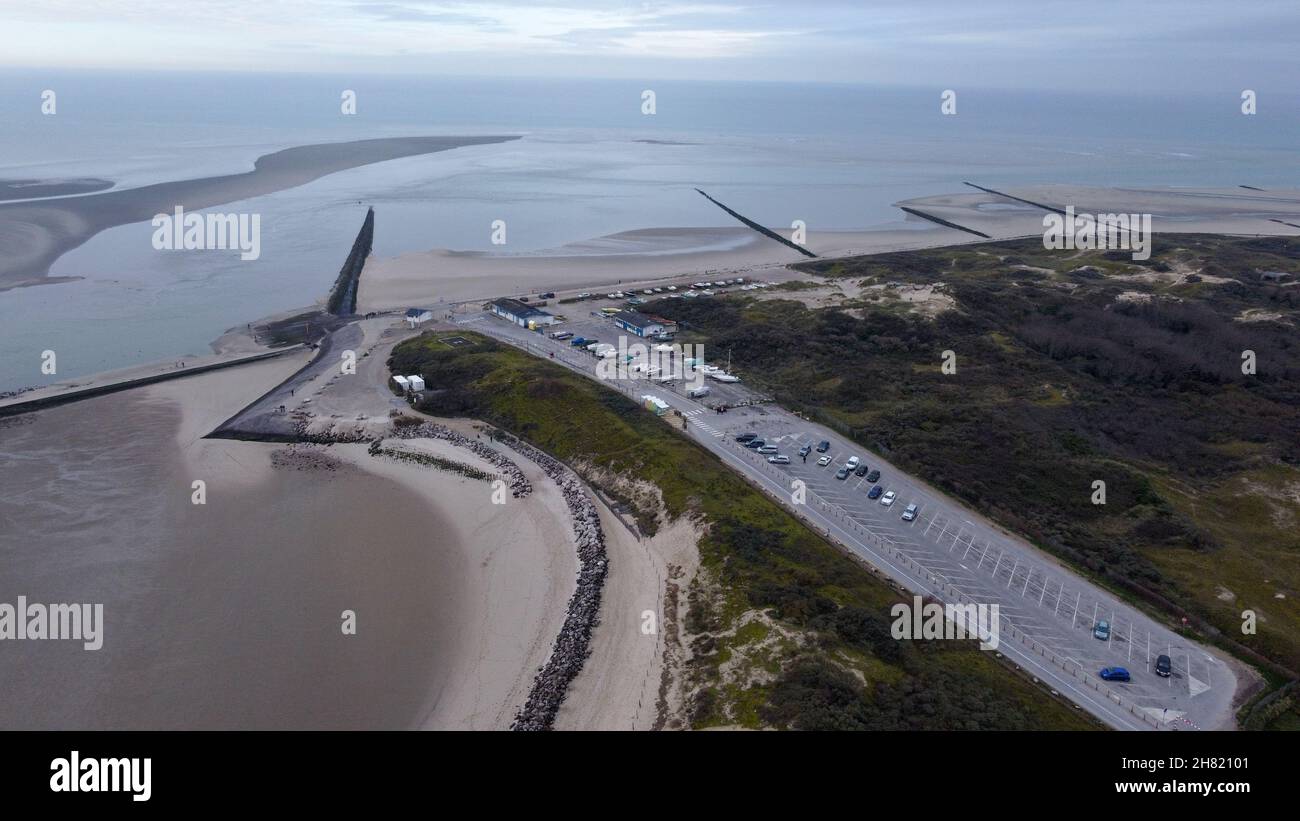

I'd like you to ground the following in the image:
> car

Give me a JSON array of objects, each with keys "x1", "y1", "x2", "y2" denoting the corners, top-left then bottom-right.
[
  {"x1": 867, "y1": 485, "x2": 883, "y2": 500},
  {"x1": 854, "y1": 464, "x2": 869, "y2": 477},
  {"x1": 1093, "y1": 620, "x2": 1110, "y2": 641},
  {"x1": 577, "y1": 292, "x2": 591, "y2": 299},
  {"x1": 816, "y1": 441, "x2": 830, "y2": 453},
  {"x1": 866, "y1": 469, "x2": 880, "y2": 483},
  {"x1": 817, "y1": 455, "x2": 832, "y2": 467},
  {"x1": 540, "y1": 292, "x2": 556, "y2": 299},
  {"x1": 693, "y1": 282, "x2": 706, "y2": 288},
  {"x1": 1155, "y1": 655, "x2": 1172, "y2": 678},
  {"x1": 767, "y1": 455, "x2": 790, "y2": 465},
  {"x1": 744, "y1": 439, "x2": 765, "y2": 449},
  {"x1": 758, "y1": 445, "x2": 778, "y2": 454},
  {"x1": 845, "y1": 456, "x2": 860, "y2": 470},
  {"x1": 550, "y1": 331, "x2": 573, "y2": 340},
  {"x1": 880, "y1": 490, "x2": 896, "y2": 507},
  {"x1": 901, "y1": 503, "x2": 919, "y2": 521},
  {"x1": 735, "y1": 432, "x2": 757, "y2": 442},
  {"x1": 701, "y1": 289, "x2": 715, "y2": 296},
  {"x1": 683, "y1": 291, "x2": 699, "y2": 298},
  {"x1": 835, "y1": 467, "x2": 850, "y2": 480},
  {"x1": 569, "y1": 337, "x2": 587, "y2": 346},
  {"x1": 667, "y1": 285, "x2": 677, "y2": 291},
  {"x1": 606, "y1": 293, "x2": 620, "y2": 299},
  {"x1": 798, "y1": 445, "x2": 812, "y2": 457},
  {"x1": 652, "y1": 288, "x2": 663, "y2": 293},
  {"x1": 1099, "y1": 667, "x2": 1131, "y2": 682}
]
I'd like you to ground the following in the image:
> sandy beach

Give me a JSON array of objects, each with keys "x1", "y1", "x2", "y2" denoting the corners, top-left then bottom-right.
[
  {"x1": 357, "y1": 184, "x2": 1300, "y2": 310},
  {"x1": 0, "y1": 349, "x2": 585, "y2": 729},
  {"x1": 0, "y1": 135, "x2": 519, "y2": 291}
]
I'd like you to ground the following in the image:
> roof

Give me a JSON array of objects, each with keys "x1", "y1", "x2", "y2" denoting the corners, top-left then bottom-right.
[
  {"x1": 405, "y1": 308, "x2": 432, "y2": 317},
  {"x1": 490, "y1": 297, "x2": 550, "y2": 319},
  {"x1": 613, "y1": 310, "x2": 663, "y2": 330}
]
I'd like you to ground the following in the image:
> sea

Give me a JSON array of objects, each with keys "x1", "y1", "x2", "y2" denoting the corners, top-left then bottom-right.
[{"x1": 1, "y1": 70, "x2": 1298, "y2": 390}]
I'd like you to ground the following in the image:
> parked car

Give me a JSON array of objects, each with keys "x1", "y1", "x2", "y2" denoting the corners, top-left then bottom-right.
[
  {"x1": 835, "y1": 467, "x2": 850, "y2": 480},
  {"x1": 867, "y1": 485, "x2": 884, "y2": 500},
  {"x1": 758, "y1": 445, "x2": 779, "y2": 454},
  {"x1": 767, "y1": 455, "x2": 790, "y2": 465},
  {"x1": 901, "y1": 503, "x2": 919, "y2": 521},
  {"x1": 744, "y1": 439, "x2": 765, "y2": 449},
  {"x1": 817, "y1": 455, "x2": 832, "y2": 466},
  {"x1": 1093, "y1": 620, "x2": 1111, "y2": 641},
  {"x1": 866, "y1": 469, "x2": 880, "y2": 483},
  {"x1": 550, "y1": 331, "x2": 573, "y2": 340},
  {"x1": 735, "y1": 432, "x2": 757, "y2": 443},
  {"x1": 854, "y1": 464, "x2": 869, "y2": 477},
  {"x1": 577, "y1": 292, "x2": 591, "y2": 299},
  {"x1": 540, "y1": 292, "x2": 556, "y2": 299},
  {"x1": 798, "y1": 445, "x2": 812, "y2": 457},
  {"x1": 845, "y1": 456, "x2": 860, "y2": 470},
  {"x1": 1099, "y1": 667, "x2": 1131, "y2": 682},
  {"x1": 879, "y1": 490, "x2": 896, "y2": 507},
  {"x1": 569, "y1": 337, "x2": 587, "y2": 347},
  {"x1": 816, "y1": 441, "x2": 830, "y2": 453},
  {"x1": 1155, "y1": 655, "x2": 1172, "y2": 678}
]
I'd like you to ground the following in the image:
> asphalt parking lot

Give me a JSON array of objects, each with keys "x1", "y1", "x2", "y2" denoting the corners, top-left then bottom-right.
[{"x1": 467, "y1": 308, "x2": 1240, "y2": 731}]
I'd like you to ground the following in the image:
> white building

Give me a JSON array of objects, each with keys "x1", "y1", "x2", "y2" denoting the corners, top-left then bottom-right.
[
  {"x1": 407, "y1": 375, "x2": 426, "y2": 392},
  {"x1": 392, "y1": 375, "x2": 410, "y2": 391},
  {"x1": 405, "y1": 308, "x2": 434, "y2": 328}
]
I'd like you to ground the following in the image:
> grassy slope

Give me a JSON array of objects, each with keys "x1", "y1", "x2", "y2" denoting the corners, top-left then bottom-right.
[
  {"x1": 648, "y1": 235, "x2": 1300, "y2": 726},
  {"x1": 389, "y1": 331, "x2": 1097, "y2": 730}
]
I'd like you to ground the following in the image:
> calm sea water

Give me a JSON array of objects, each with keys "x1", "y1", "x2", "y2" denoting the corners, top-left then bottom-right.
[{"x1": 1, "y1": 71, "x2": 1298, "y2": 390}]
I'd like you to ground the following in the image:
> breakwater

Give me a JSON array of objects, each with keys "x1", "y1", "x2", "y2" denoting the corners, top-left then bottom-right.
[{"x1": 327, "y1": 207, "x2": 374, "y2": 316}]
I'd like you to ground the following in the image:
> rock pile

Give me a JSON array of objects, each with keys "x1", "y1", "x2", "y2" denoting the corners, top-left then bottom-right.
[
  {"x1": 391, "y1": 422, "x2": 532, "y2": 498},
  {"x1": 494, "y1": 431, "x2": 609, "y2": 732}
]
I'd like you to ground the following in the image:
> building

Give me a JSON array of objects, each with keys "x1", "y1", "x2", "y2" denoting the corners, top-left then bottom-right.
[
  {"x1": 645, "y1": 315, "x2": 678, "y2": 336},
  {"x1": 391, "y1": 375, "x2": 410, "y2": 391},
  {"x1": 612, "y1": 310, "x2": 666, "y2": 338},
  {"x1": 641, "y1": 394, "x2": 670, "y2": 416},
  {"x1": 488, "y1": 297, "x2": 557, "y2": 328},
  {"x1": 405, "y1": 308, "x2": 433, "y2": 328},
  {"x1": 407, "y1": 375, "x2": 426, "y2": 392}
]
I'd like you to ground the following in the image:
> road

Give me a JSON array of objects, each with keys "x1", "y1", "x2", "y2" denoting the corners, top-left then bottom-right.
[{"x1": 464, "y1": 310, "x2": 1242, "y2": 731}]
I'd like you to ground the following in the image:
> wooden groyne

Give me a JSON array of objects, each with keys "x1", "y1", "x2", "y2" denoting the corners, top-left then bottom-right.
[
  {"x1": 694, "y1": 188, "x2": 818, "y2": 258},
  {"x1": 326, "y1": 207, "x2": 375, "y2": 316},
  {"x1": 898, "y1": 206, "x2": 991, "y2": 238}
]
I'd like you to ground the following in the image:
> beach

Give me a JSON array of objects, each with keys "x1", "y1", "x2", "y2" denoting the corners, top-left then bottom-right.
[{"x1": 0, "y1": 350, "x2": 586, "y2": 729}]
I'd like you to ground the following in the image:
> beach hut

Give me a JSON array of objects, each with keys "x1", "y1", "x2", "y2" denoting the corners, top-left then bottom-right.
[{"x1": 407, "y1": 375, "x2": 426, "y2": 392}]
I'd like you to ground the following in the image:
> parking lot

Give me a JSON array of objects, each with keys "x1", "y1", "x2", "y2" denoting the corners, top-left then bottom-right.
[{"x1": 467, "y1": 300, "x2": 1241, "y2": 731}]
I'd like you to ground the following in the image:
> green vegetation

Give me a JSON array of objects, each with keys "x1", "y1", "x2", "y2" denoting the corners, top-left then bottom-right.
[
  {"x1": 389, "y1": 331, "x2": 1097, "y2": 730},
  {"x1": 645, "y1": 235, "x2": 1300, "y2": 689}
]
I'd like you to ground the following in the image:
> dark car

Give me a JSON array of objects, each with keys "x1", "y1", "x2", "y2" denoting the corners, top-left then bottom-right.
[
  {"x1": 540, "y1": 292, "x2": 556, "y2": 299},
  {"x1": 1099, "y1": 667, "x2": 1131, "y2": 682},
  {"x1": 735, "y1": 433, "x2": 757, "y2": 442},
  {"x1": 744, "y1": 439, "x2": 765, "y2": 449},
  {"x1": 866, "y1": 469, "x2": 880, "y2": 483},
  {"x1": 569, "y1": 337, "x2": 587, "y2": 346},
  {"x1": 816, "y1": 441, "x2": 831, "y2": 453},
  {"x1": 867, "y1": 485, "x2": 883, "y2": 500},
  {"x1": 854, "y1": 464, "x2": 869, "y2": 477},
  {"x1": 1155, "y1": 655, "x2": 1172, "y2": 678}
]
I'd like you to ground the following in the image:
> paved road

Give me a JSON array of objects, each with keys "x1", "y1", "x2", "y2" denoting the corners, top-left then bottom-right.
[{"x1": 466, "y1": 311, "x2": 1241, "y2": 731}]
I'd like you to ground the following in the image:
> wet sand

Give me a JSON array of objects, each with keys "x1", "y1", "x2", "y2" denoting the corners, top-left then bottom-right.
[
  {"x1": 0, "y1": 355, "x2": 575, "y2": 729},
  {"x1": 0, "y1": 135, "x2": 519, "y2": 290}
]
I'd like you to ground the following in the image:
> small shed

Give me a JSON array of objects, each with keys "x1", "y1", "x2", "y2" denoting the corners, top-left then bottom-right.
[
  {"x1": 392, "y1": 375, "x2": 410, "y2": 390},
  {"x1": 407, "y1": 375, "x2": 426, "y2": 392}
]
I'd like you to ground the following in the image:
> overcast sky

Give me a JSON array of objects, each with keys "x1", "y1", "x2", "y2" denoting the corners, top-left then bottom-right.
[{"x1": 4, "y1": 1, "x2": 1297, "y2": 92}]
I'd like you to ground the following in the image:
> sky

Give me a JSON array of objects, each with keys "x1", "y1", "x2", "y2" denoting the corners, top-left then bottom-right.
[{"x1": 2, "y1": 1, "x2": 1298, "y2": 92}]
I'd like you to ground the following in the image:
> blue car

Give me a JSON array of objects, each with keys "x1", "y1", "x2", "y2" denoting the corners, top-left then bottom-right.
[
  {"x1": 1099, "y1": 667, "x2": 1130, "y2": 682},
  {"x1": 867, "y1": 485, "x2": 883, "y2": 500},
  {"x1": 569, "y1": 337, "x2": 587, "y2": 347}
]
